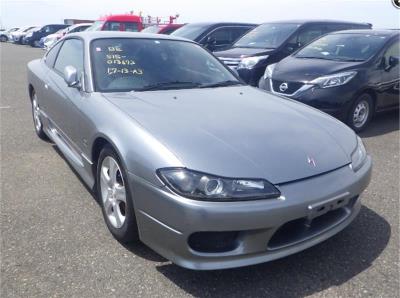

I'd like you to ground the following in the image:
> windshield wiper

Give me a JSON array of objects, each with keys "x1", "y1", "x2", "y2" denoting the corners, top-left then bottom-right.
[
  {"x1": 199, "y1": 80, "x2": 243, "y2": 88},
  {"x1": 135, "y1": 81, "x2": 202, "y2": 91},
  {"x1": 296, "y1": 56, "x2": 332, "y2": 60}
]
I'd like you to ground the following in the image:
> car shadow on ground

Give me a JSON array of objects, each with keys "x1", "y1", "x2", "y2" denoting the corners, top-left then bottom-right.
[
  {"x1": 156, "y1": 206, "x2": 390, "y2": 298},
  {"x1": 360, "y1": 110, "x2": 399, "y2": 138}
]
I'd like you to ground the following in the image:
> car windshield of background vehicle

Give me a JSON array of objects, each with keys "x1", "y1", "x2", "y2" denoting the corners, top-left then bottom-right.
[
  {"x1": 86, "y1": 21, "x2": 105, "y2": 31},
  {"x1": 141, "y1": 26, "x2": 161, "y2": 33},
  {"x1": 170, "y1": 24, "x2": 207, "y2": 40},
  {"x1": 103, "y1": 22, "x2": 140, "y2": 32},
  {"x1": 295, "y1": 33, "x2": 389, "y2": 61},
  {"x1": 91, "y1": 38, "x2": 240, "y2": 92},
  {"x1": 233, "y1": 23, "x2": 300, "y2": 49}
]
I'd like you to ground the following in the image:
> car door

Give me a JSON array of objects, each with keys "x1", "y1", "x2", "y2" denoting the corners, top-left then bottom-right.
[
  {"x1": 44, "y1": 38, "x2": 85, "y2": 150},
  {"x1": 378, "y1": 39, "x2": 400, "y2": 109}
]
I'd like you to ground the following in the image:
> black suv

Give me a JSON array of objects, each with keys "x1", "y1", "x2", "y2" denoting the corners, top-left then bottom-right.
[
  {"x1": 171, "y1": 22, "x2": 257, "y2": 52},
  {"x1": 259, "y1": 30, "x2": 399, "y2": 132},
  {"x1": 25, "y1": 24, "x2": 69, "y2": 47},
  {"x1": 215, "y1": 20, "x2": 371, "y2": 86}
]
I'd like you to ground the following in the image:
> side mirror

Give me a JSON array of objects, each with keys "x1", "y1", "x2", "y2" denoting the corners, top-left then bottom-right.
[
  {"x1": 63, "y1": 65, "x2": 80, "y2": 88},
  {"x1": 386, "y1": 56, "x2": 399, "y2": 70}
]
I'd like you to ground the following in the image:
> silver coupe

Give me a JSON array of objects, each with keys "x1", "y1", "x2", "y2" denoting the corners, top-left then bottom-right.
[{"x1": 27, "y1": 32, "x2": 372, "y2": 270}]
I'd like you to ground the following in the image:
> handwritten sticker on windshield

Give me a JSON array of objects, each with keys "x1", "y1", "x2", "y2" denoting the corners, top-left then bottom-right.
[
  {"x1": 106, "y1": 54, "x2": 136, "y2": 65},
  {"x1": 108, "y1": 46, "x2": 123, "y2": 52},
  {"x1": 107, "y1": 67, "x2": 143, "y2": 75},
  {"x1": 104, "y1": 46, "x2": 143, "y2": 76}
]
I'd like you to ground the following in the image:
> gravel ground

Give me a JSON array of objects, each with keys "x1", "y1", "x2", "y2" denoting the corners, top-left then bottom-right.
[{"x1": 1, "y1": 42, "x2": 399, "y2": 298}]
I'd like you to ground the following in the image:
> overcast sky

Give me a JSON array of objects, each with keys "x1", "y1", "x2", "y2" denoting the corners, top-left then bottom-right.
[{"x1": 1, "y1": 0, "x2": 399, "y2": 29}]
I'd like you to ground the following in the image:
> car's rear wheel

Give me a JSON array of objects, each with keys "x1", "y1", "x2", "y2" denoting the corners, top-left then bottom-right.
[
  {"x1": 97, "y1": 145, "x2": 139, "y2": 243},
  {"x1": 0, "y1": 36, "x2": 7, "y2": 42},
  {"x1": 31, "y1": 90, "x2": 49, "y2": 140},
  {"x1": 347, "y1": 93, "x2": 373, "y2": 132}
]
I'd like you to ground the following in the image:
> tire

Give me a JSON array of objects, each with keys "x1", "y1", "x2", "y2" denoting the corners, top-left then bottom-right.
[
  {"x1": 0, "y1": 35, "x2": 7, "y2": 42},
  {"x1": 31, "y1": 90, "x2": 49, "y2": 141},
  {"x1": 347, "y1": 93, "x2": 373, "y2": 132},
  {"x1": 96, "y1": 145, "x2": 139, "y2": 243}
]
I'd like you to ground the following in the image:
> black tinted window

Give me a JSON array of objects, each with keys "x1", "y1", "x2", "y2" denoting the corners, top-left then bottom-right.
[
  {"x1": 54, "y1": 39, "x2": 84, "y2": 73},
  {"x1": 288, "y1": 26, "x2": 324, "y2": 48}
]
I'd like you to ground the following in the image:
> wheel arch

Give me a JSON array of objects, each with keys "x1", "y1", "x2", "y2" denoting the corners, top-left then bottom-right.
[
  {"x1": 90, "y1": 134, "x2": 127, "y2": 178},
  {"x1": 353, "y1": 88, "x2": 377, "y2": 114},
  {"x1": 28, "y1": 84, "x2": 34, "y2": 101}
]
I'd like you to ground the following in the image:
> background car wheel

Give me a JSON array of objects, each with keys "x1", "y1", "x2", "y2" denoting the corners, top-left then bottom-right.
[
  {"x1": 347, "y1": 93, "x2": 373, "y2": 132},
  {"x1": 31, "y1": 90, "x2": 49, "y2": 141},
  {"x1": 0, "y1": 36, "x2": 7, "y2": 42},
  {"x1": 97, "y1": 145, "x2": 139, "y2": 243}
]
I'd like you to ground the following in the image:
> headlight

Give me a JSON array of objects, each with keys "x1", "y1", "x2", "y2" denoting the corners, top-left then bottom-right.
[
  {"x1": 309, "y1": 71, "x2": 357, "y2": 88},
  {"x1": 350, "y1": 136, "x2": 367, "y2": 172},
  {"x1": 237, "y1": 55, "x2": 268, "y2": 70},
  {"x1": 263, "y1": 63, "x2": 277, "y2": 79},
  {"x1": 157, "y1": 168, "x2": 281, "y2": 201}
]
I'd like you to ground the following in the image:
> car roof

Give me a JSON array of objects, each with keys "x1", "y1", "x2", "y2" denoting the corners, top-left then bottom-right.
[
  {"x1": 329, "y1": 29, "x2": 399, "y2": 36},
  {"x1": 67, "y1": 31, "x2": 195, "y2": 43},
  {"x1": 181, "y1": 22, "x2": 257, "y2": 27},
  {"x1": 262, "y1": 19, "x2": 371, "y2": 26}
]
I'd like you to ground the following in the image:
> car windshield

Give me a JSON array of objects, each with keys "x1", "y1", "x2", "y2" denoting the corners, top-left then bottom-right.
[
  {"x1": 91, "y1": 38, "x2": 240, "y2": 92},
  {"x1": 141, "y1": 26, "x2": 161, "y2": 33},
  {"x1": 234, "y1": 23, "x2": 300, "y2": 49},
  {"x1": 86, "y1": 21, "x2": 105, "y2": 31},
  {"x1": 170, "y1": 24, "x2": 208, "y2": 40},
  {"x1": 295, "y1": 33, "x2": 389, "y2": 61}
]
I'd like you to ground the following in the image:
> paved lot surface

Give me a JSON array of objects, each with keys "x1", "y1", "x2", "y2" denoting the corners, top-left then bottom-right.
[{"x1": 1, "y1": 42, "x2": 399, "y2": 298}]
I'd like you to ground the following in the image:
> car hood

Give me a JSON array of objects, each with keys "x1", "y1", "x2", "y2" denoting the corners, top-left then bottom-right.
[
  {"x1": 273, "y1": 56, "x2": 363, "y2": 82},
  {"x1": 102, "y1": 86, "x2": 356, "y2": 184},
  {"x1": 215, "y1": 47, "x2": 275, "y2": 58}
]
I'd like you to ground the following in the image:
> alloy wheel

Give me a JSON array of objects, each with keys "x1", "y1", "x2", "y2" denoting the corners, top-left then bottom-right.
[
  {"x1": 100, "y1": 156, "x2": 127, "y2": 229},
  {"x1": 32, "y1": 93, "x2": 42, "y2": 132}
]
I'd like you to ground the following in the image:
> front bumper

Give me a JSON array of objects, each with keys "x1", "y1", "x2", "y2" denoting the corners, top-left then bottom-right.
[
  {"x1": 259, "y1": 77, "x2": 358, "y2": 120},
  {"x1": 129, "y1": 157, "x2": 372, "y2": 270}
]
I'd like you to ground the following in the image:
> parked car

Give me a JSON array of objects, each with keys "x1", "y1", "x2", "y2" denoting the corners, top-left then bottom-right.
[
  {"x1": 10, "y1": 26, "x2": 36, "y2": 44},
  {"x1": 215, "y1": 20, "x2": 372, "y2": 86},
  {"x1": 27, "y1": 31, "x2": 371, "y2": 270},
  {"x1": 141, "y1": 23, "x2": 184, "y2": 35},
  {"x1": 21, "y1": 27, "x2": 40, "y2": 45},
  {"x1": 0, "y1": 27, "x2": 19, "y2": 42},
  {"x1": 25, "y1": 24, "x2": 69, "y2": 47},
  {"x1": 41, "y1": 23, "x2": 92, "y2": 49},
  {"x1": 86, "y1": 14, "x2": 143, "y2": 32},
  {"x1": 259, "y1": 29, "x2": 399, "y2": 132},
  {"x1": 171, "y1": 22, "x2": 257, "y2": 52}
]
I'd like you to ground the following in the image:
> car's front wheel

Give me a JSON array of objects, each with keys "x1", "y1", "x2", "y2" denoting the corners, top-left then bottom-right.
[
  {"x1": 97, "y1": 145, "x2": 139, "y2": 243},
  {"x1": 31, "y1": 90, "x2": 49, "y2": 140},
  {"x1": 0, "y1": 35, "x2": 7, "y2": 42},
  {"x1": 347, "y1": 93, "x2": 373, "y2": 132}
]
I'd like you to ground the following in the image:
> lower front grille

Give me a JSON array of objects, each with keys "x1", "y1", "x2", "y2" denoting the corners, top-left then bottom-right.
[
  {"x1": 268, "y1": 196, "x2": 358, "y2": 250},
  {"x1": 188, "y1": 231, "x2": 239, "y2": 253}
]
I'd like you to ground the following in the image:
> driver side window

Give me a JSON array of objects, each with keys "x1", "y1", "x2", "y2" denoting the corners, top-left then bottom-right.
[
  {"x1": 287, "y1": 26, "x2": 324, "y2": 50},
  {"x1": 383, "y1": 41, "x2": 400, "y2": 61},
  {"x1": 54, "y1": 39, "x2": 84, "y2": 75}
]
